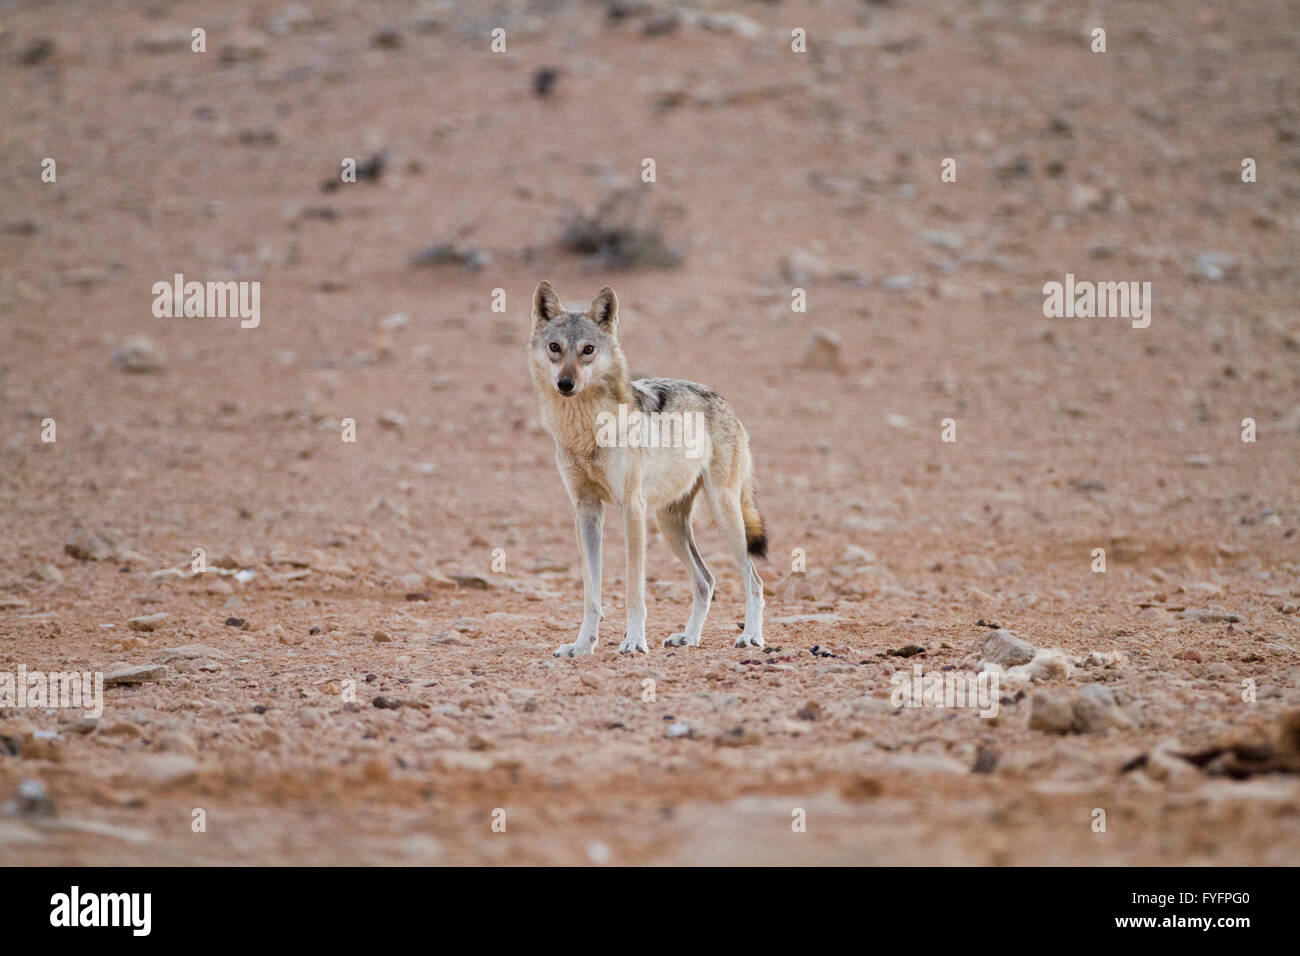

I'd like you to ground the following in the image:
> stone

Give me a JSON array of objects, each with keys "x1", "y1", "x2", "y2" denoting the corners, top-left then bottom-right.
[
  {"x1": 112, "y1": 338, "x2": 165, "y2": 373},
  {"x1": 801, "y1": 329, "x2": 842, "y2": 371},
  {"x1": 131, "y1": 754, "x2": 198, "y2": 787},
  {"x1": 151, "y1": 732, "x2": 198, "y2": 756},
  {"x1": 154, "y1": 645, "x2": 225, "y2": 661},
  {"x1": 103, "y1": 664, "x2": 170, "y2": 686},
  {"x1": 1029, "y1": 685, "x2": 1134, "y2": 734},
  {"x1": 29, "y1": 564, "x2": 63, "y2": 584},
  {"x1": 127, "y1": 613, "x2": 170, "y2": 632},
  {"x1": 4, "y1": 779, "x2": 56, "y2": 818},
  {"x1": 64, "y1": 526, "x2": 120, "y2": 561},
  {"x1": 979, "y1": 629, "x2": 1036, "y2": 666},
  {"x1": 780, "y1": 248, "x2": 832, "y2": 284}
]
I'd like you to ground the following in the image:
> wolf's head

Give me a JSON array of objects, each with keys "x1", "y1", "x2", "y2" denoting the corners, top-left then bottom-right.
[{"x1": 528, "y1": 281, "x2": 627, "y2": 399}]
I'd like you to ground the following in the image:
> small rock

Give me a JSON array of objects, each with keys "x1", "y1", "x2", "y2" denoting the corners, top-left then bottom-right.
[
  {"x1": 151, "y1": 732, "x2": 198, "y2": 756},
  {"x1": 1029, "y1": 685, "x2": 1133, "y2": 734},
  {"x1": 430, "y1": 630, "x2": 470, "y2": 646},
  {"x1": 29, "y1": 564, "x2": 63, "y2": 585},
  {"x1": 532, "y1": 66, "x2": 559, "y2": 97},
  {"x1": 112, "y1": 338, "x2": 165, "y2": 373},
  {"x1": 972, "y1": 746, "x2": 999, "y2": 773},
  {"x1": 796, "y1": 701, "x2": 823, "y2": 721},
  {"x1": 1177, "y1": 608, "x2": 1241, "y2": 623},
  {"x1": 127, "y1": 612, "x2": 170, "y2": 632},
  {"x1": 979, "y1": 629, "x2": 1036, "y2": 667},
  {"x1": 643, "y1": 10, "x2": 681, "y2": 36},
  {"x1": 780, "y1": 248, "x2": 832, "y2": 285},
  {"x1": 372, "y1": 26, "x2": 402, "y2": 48},
  {"x1": 18, "y1": 38, "x2": 55, "y2": 66},
  {"x1": 4, "y1": 779, "x2": 56, "y2": 818},
  {"x1": 131, "y1": 755, "x2": 198, "y2": 787},
  {"x1": 886, "y1": 754, "x2": 969, "y2": 774},
  {"x1": 801, "y1": 329, "x2": 842, "y2": 371},
  {"x1": 154, "y1": 644, "x2": 225, "y2": 661},
  {"x1": 103, "y1": 664, "x2": 170, "y2": 686},
  {"x1": 64, "y1": 526, "x2": 120, "y2": 561},
  {"x1": 886, "y1": 644, "x2": 926, "y2": 658},
  {"x1": 451, "y1": 574, "x2": 491, "y2": 590}
]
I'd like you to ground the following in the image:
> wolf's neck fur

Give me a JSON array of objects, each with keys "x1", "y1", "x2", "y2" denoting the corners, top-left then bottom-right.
[{"x1": 538, "y1": 348, "x2": 633, "y2": 459}]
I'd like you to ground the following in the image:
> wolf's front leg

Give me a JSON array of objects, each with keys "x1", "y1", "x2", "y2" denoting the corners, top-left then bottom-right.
[
  {"x1": 618, "y1": 494, "x2": 649, "y2": 654},
  {"x1": 554, "y1": 498, "x2": 604, "y2": 658}
]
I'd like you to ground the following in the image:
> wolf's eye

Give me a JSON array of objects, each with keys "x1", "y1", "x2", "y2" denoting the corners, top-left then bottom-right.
[
  {"x1": 582, "y1": 345, "x2": 595, "y2": 355},
  {"x1": 549, "y1": 342, "x2": 561, "y2": 353}
]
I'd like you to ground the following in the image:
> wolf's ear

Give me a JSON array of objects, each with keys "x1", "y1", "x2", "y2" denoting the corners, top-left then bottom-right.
[
  {"x1": 532, "y1": 281, "x2": 565, "y2": 325},
  {"x1": 590, "y1": 286, "x2": 618, "y2": 332}
]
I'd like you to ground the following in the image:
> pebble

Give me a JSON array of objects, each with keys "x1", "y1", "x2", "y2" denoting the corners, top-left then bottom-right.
[
  {"x1": 150, "y1": 732, "x2": 198, "y2": 756},
  {"x1": 431, "y1": 630, "x2": 471, "y2": 646},
  {"x1": 103, "y1": 664, "x2": 170, "y2": 686},
  {"x1": 801, "y1": 330, "x2": 842, "y2": 371},
  {"x1": 112, "y1": 338, "x2": 165, "y2": 373},
  {"x1": 64, "y1": 526, "x2": 120, "y2": 561},
  {"x1": 127, "y1": 612, "x2": 170, "y2": 632},
  {"x1": 886, "y1": 754, "x2": 969, "y2": 775},
  {"x1": 29, "y1": 564, "x2": 63, "y2": 584},
  {"x1": 979, "y1": 629, "x2": 1036, "y2": 667},
  {"x1": 1029, "y1": 685, "x2": 1133, "y2": 734},
  {"x1": 780, "y1": 248, "x2": 832, "y2": 284},
  {"x1": 130, "y1": 754, "x2": 198, "y2": 787},
  {"x1": 1178, "y1": 608, "x2": 1242, "y2": 623},
  {"x1": 4, "y1": 779, "x2": 56, "y2": 818}
]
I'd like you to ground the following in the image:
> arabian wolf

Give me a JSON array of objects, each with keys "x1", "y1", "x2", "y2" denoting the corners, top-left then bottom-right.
[{"x1": 528, "y1": 281, "x2": 768, "y2": 657}]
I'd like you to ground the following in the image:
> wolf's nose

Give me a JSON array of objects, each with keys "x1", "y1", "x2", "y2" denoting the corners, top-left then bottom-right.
[{"x1": 556, "y1": 377, "x2": 575, "y2": 394}]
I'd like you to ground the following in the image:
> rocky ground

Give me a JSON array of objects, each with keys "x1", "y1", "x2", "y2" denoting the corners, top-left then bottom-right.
[{"x1": 1, "y1": 0, "x2": 1299, "y2": 864}]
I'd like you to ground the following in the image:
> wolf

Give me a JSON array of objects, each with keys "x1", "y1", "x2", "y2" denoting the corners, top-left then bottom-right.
[{"x1": 528, "y1": 280, "x2": 768, "y2": 657}]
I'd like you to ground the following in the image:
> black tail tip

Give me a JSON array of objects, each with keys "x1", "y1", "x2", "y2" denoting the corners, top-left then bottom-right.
[{"x1": 747, "y1": 530, "x2": 768, "y2": 561}]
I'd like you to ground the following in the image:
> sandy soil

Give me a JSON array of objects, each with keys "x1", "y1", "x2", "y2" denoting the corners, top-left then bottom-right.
[{"x1": 1, "y1": 0, "x2": 1299, "y2": 865}]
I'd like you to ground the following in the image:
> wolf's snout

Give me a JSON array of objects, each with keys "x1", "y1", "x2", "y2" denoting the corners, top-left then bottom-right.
[{"x1": 556, "y1": 377, "x2": 575, "y2": 394}]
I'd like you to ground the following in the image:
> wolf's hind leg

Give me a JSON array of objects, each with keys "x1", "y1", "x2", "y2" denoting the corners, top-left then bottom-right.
[
  {"x1": 704, "y1": 480, "x2": 765, "y2": 649},
  {"x1": 658, "y1": 490, "x2": 714, "y2": 647}
]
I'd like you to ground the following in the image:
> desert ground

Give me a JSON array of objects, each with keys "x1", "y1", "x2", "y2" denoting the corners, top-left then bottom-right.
[{"x1": 1, "y1": 0, "x2": 1299, "y2": 865}]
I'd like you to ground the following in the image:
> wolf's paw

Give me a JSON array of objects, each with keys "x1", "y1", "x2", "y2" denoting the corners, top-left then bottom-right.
[
  {"x1": 734, "y1": 632, "x2": 765, "y2": 649},
  {"x1": 553, "y1": 639, "x2": 595, "y2": 658},
  {"x1": 618, "y1": 633, "x2": 649, "y2": 655},
  {"x1": 663, "y1": 632, "x2": 700, "y2": 648}
]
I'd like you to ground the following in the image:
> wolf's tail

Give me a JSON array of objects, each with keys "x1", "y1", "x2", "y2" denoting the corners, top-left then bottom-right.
[{"x1": 741, "y1": 473, "x2": 768, "y2": 560}]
